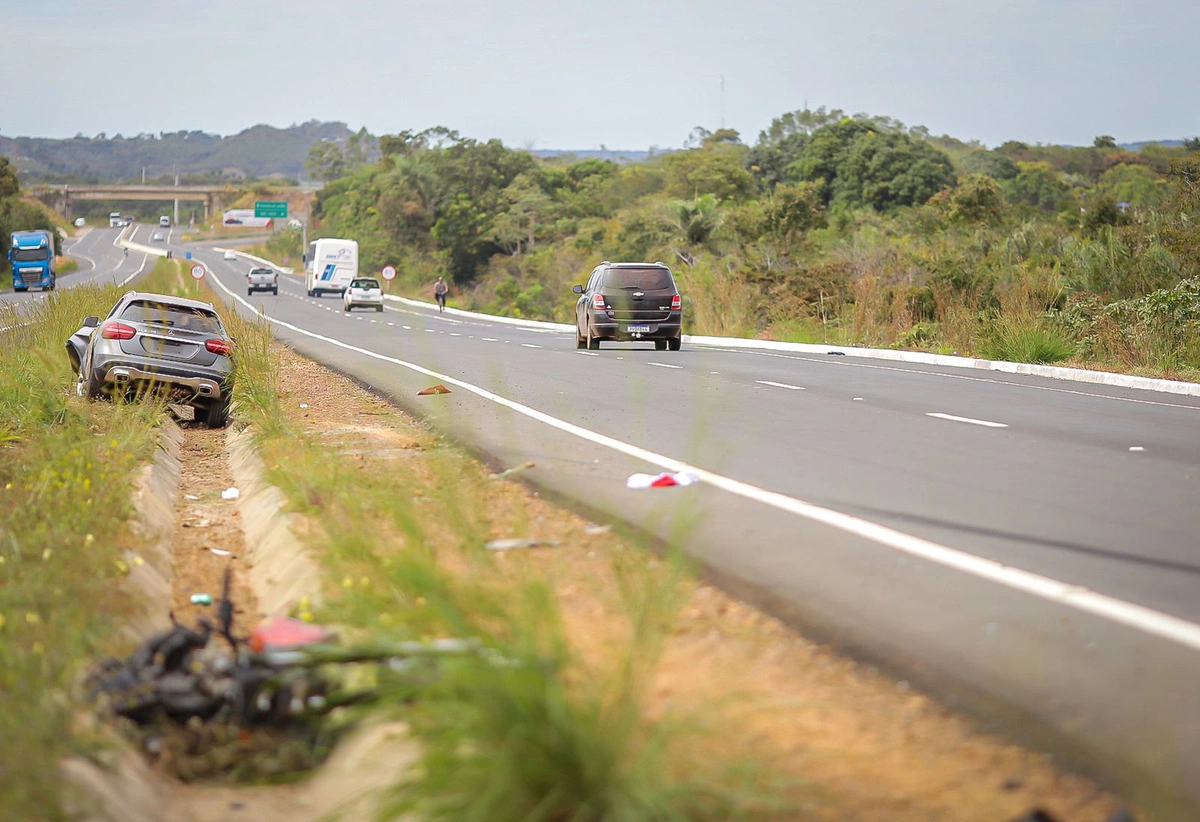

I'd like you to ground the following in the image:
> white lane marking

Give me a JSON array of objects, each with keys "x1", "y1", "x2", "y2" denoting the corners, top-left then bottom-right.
[
  {"x1": 1130, "y1": 446, "x2": 1145, "y2": 452},
  {"x1": 203, "y1": 268, "x2": 1200, "y2": 655},
  {"x1": 648, "y1": 362, "x2": 682, "y2": 369},
  {"x1": 402, "y1": 325, "x2": 412, "y2": 330},
  {"x1": 520, "y1": 343, "x2": 542, "y2": 349},
  {"x1": 387, "y1": 322, "x2": 395, "y2": 327},
  {"x1": 756, "y1": 380, "x2": 805, "y2": 390},
  {"x1": 730, "y1": 349, "x2": 1200, "y2": 412},
  {"x1": 450, "y1": 332, "x2": 462, "y2": 337},
  {"x1": 482, "y1": 337, "x2": 498, "y2": 342},
  {"x1": 425, "y1": 329, "x2": 435, "y2": 333},
  {"x1": 119, "y1": 254, "x2": 151, "y2": 286},
  {"x1": 576, "y1": 351, "x2": 599, "y2": 357},
  {"x1": 710, "y1": 371, "x2": 719, "y2": 374},
  {"x1": 926, "y1": 412, "x2": 1008, "y2": 428},
  {"x1": 853, "y1": 397, "x2": 865, "y2": 401}
]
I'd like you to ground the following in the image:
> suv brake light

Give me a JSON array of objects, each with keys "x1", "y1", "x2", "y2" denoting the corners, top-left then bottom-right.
[
  {"x1": 205, "y1": 338, "x2": 233, "y2": 355},
  {"x1": 592, "y1": 293, "x2": 606, "y2": 310},
  {"x1": 671, "y1": 294, "x2": 682, "y2": 311},
  {"x1": 101, "y1": 322, "x2": 136, "y2": 340}
]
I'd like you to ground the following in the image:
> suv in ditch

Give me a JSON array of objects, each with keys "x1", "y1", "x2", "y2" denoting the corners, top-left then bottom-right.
[{"x1": 573, "y1": 261, "x2": 682, "y2": 350}]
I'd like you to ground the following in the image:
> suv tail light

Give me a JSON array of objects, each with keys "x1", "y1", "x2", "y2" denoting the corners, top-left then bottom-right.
[
  {"x1": 101, "y1": 322, "x2": 136, "y2": 340},
  {"x1": 592, "y1": 293, "x2": 606, "y2": 310},
  {"x1": 205, "y1": 338, "x2": 233, "y2": 355},
  {"x1": 671, "y1": 294, "x2": 682, "y2": 311}
]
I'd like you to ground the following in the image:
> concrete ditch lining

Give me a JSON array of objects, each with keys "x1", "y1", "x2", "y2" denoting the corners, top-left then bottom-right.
[{"x1": 62, "y1": 418, "x2": 332, "y2": 821}]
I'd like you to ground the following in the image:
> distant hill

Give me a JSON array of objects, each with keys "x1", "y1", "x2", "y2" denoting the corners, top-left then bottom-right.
[
  {"x1": 0, "y1": 121, "x2": 352, "y2": 183},
  {"x1": 530, "y1": 149, "x2": 656, "y2": 163},
  {"x1": 1118, "y1": 139, "x2": 1185, "y2": 151}
]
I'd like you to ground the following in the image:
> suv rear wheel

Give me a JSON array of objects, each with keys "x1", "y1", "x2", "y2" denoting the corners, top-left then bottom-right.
[
  {"x1": 202, "y1": 396, "x2": 231, "y2": 429},
  {"x1": 668, "y1": 337, "x2": 682, "y2": 351},
  {"x1": 654, "y1": 340, "x2": 667, "y2": 351},
  {"x1": 586, "y1": 322, "x2": 600, "y2": 350}
]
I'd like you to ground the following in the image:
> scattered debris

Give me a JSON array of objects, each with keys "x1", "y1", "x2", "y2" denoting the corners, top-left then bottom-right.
[
  {"x1": 626, "y1": 470, "x2": 701, "y2": 489},
  {"x1": 209, "y1": 548, "x2": 232, "y2": 557},
  {"x1": 417, "y1": 384, "x2": 451, "y2": 396},
  {"x1": 488, "y1": 461, "x2": 535, "y2": 481},
  {"x1": 182, "y1": 518, "x2": 211, "y2": 529},
  {"x1": 583, "y1": 524, "x2": 611, "y2": 535},
  {"x1": 190, "y1": 593, "x2": 213, "y2": 606},
  {"x1": 221, "y1": 487, "x2": 240, "y2": 500},
  {"x1": 484, "y1": 538, "x2": 561, "y2": 551},
  {"x1": 299, "y1": 403, "x2": 309, "y2": 409},
  {"x1": 827, "y1": 351, "x2": 846, "y2": 355},
  {"x1": 184, "y1": 494, "x2": 200, "y2": 501}
]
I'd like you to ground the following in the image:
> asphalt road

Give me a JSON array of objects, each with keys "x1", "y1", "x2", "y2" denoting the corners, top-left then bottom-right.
[
  {"x1": 65, "y1": 233, "x2": 1200, "y2": 813},
  {"x1": 0, "y1": 225, "x2": 159, "y2": 313}
]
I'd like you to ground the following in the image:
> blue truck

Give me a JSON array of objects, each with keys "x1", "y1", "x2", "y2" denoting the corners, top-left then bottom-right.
[{"x1": 7, "y1": 229, "x2": 57, "y2": 292}]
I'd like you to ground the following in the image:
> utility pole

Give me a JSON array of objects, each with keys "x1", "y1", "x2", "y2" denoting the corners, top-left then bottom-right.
[
  {"x1": 720, "y1": 76, "x2": 725, "y2": 130},
  {"x1": 173, "y1": 162, "x2": 179, "y2": 227}
]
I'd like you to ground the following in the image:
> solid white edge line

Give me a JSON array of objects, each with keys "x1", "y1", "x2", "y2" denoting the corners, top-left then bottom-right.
[
  {"x1": 926, "y1": 412, "x2": 1008, "y2": 428},
  {"x1": 647, "y1": 362, "x2": 683, "y2": 369},
  {"x1": 756, "y1": 380, "x2": 805, "y2": 390},
  {"x1": 205, "y1": 265, "x2": 1200, "y2": 654}
]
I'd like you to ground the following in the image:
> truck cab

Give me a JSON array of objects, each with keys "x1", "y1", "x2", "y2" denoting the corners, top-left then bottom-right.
[{"x1": 8, "y1": 229, "x2": 57, "y2": 292}]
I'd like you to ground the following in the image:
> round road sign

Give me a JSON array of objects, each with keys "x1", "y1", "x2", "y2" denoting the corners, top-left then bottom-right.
[
  {"x1": 190, "y1": 264, "x2": 206, "y2": 280},
  {"x1": 381, "y1": 264, "x2": 397, "y2": 281}
]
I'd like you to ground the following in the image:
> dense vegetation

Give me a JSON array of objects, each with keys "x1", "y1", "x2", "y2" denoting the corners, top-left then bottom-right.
[{"x1": 301, "y1": 110, "x2": 1200, "y2": 378}]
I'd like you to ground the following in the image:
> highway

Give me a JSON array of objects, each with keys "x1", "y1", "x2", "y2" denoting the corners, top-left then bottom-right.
[
  {"x1": 30, "y1": 231, "x2": 1200, "y2": 812},
  {"x1": 0, "y1": 225, "x2": 159, "y2": 312}
]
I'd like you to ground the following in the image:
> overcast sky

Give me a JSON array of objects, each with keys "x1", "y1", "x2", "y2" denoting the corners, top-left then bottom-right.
[{"x1": 3, "y1": 0, "x2": 1197, "y2": 149}]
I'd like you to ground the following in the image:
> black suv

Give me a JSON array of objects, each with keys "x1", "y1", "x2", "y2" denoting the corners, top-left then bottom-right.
[{"x1": 573, "y1": 262, "x2": 682, "y2": 350}]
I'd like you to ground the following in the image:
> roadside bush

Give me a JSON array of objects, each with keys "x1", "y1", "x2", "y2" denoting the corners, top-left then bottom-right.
[{"x1": 976, "y1": 311, "x2": 1075, "y2": 363}]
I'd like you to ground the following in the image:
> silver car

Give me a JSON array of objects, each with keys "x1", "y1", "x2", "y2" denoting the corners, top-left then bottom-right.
[{"x1": 66, "y1": 291, "x2": 235, "y2": 428}]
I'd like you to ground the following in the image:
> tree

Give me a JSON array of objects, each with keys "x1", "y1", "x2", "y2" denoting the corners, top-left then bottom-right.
[
  {"x1": 666, "y1": 194, "x2": 722, "y2": 265},
  {"x1": 1004, "y1": 162, "x2": 1071, "y2": 212},
  {"x1": 786, "y1": 120, "x2": 955, "y2": 210},
  {"x1": 1093, "y1": 135, "x2": 1117, "y2": 149},
  {"x1": 492, "y1": 173, "x2": 553, "y2": 255},
  {"x1": 0, "y1": 156, "x2": 19, "y2": 200},
  {"x1": 763, "y1": 182, "x2": 826, "y2": 250},
  {"x1": 662, "y1": 145, "x2": 756, "y2": 201},
  {"x1": 961, "y1": 150, "x2": 1019, "y2": 181},
  {"x1": 1097, "y1": 163, "x2": 1163, "y2": 208},
  {"x1": 1184, "y1": 137, "x2": 1200, "y2": 153},
  {"x1": 933, "y1": 174, "x2": 1007, "y2": 225},
  {"x1": 305, "y1": 141, "x2": 346, "y2": 182}
]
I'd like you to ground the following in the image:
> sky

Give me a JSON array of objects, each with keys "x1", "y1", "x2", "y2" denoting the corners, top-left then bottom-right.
[{"x1": 2, "y1": 0, "x2": 1197, "y2": 149}]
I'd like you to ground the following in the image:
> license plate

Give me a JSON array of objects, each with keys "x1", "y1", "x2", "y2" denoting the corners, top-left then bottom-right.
[{"x1": 626, "y1": 325, "x2": 650, "y2": 333}]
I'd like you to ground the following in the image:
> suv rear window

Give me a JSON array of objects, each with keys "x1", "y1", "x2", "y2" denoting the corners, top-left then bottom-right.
[
  {"x1": 601, "y1": 267, "x2": 674, "y2": 290},
  {"x1": 249, "y1": 268, "x2": 274, "y2": 276},
  {"x1": 121, "y1": 301, "x2": 223, "y2": 333},
  {"x1": 351, "y1": 279, "x2": 380, "y2": 289}
]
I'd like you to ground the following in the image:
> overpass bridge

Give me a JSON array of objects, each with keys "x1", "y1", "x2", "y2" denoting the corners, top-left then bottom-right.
[{"x1": 27, "y1": 184, "x2": 235, "y2": 221}]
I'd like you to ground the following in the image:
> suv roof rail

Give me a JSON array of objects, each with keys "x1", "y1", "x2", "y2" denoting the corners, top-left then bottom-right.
[
  {"x1": 600, "y1": 260, "x2": 610, "y2": 266},
  {"x1": 654, "y1": 260, "x2": 665, "y2": 266}
]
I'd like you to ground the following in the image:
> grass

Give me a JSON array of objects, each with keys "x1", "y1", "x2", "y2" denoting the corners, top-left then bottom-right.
[
  {"x1": 976, "y1": 312, "x2": 1076, "y2": 364},
  {"x1": 0, "y1": 285, "x2": 164, "y2": 819},
  {"x1": 211, "y1": 293, "x2": 793, "y2": 819}
]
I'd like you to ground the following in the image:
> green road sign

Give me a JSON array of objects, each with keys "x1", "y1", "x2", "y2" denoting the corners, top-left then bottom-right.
[{"x1": 254, "y1": 201, "x2": 288, "y2": 219}]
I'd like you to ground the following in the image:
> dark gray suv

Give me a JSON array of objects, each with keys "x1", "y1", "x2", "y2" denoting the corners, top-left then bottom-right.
[{"x1": 573, "y1": 261, "x2": 682, "y2": 350}]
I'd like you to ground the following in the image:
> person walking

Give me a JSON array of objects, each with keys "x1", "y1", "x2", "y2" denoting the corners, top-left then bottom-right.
[{"x1": 434, "y1": 276, "x2": 448, "y2": 313}]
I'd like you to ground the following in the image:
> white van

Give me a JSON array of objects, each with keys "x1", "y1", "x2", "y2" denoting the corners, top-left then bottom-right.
[
  {"x1": 109, "y1": 212, "x2": 122, "y2": 227},
  {"x1": 159, "y1": 216, "x2": 171, "y2": 227},
  {"x1": 305, "y1": 238, "x2": 359, "y2": 296}
]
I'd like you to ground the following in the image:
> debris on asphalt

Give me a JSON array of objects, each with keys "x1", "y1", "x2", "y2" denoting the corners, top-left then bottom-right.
[
  {"x1": 625, "y1": 470, "x2": 701, "y2": 489},
  {"x1": 484, "y1": 538, "x2": 561, "y2": 551},
  {"x1": 221, "y1": 487, "x2": 240, "y2": 500},
  {"x1": 417, "y1": 384, "x2": 451, "y2": 395},
  {"x1": 190, "y1": 593, "x2": 213, "y2": 606},
  {"x1": 488, "y1": 461, "x2": 535, "y2": 481}
]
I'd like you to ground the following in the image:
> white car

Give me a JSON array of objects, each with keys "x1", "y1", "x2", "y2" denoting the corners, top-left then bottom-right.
[
  {"x1": 223, "y1": 250, "x2": 238, "y2": 261},
  {"x1": 74, "y1": 217, "x2": 86, "y2": 228},
  {"x1": 151, "y1": 232, "x2": 165, "y2": 242},
  {"x1": 343, "y1": 278, "x2": 383, "y2": 312}
]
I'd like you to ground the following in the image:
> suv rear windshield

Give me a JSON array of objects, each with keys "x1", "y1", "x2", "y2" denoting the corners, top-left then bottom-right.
[
  {"x1": 601, "y1": 267, "x2": 674, "y2": 290},
  {"x1": 351, "y1": 279, "x2": 380, "y2": 289},
  {"x1": 249, "y1": 268, "x2": 274, "y2": 276},
  {"x1": 121, "y1": 301, "x2": 223, "y2": 333}
]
